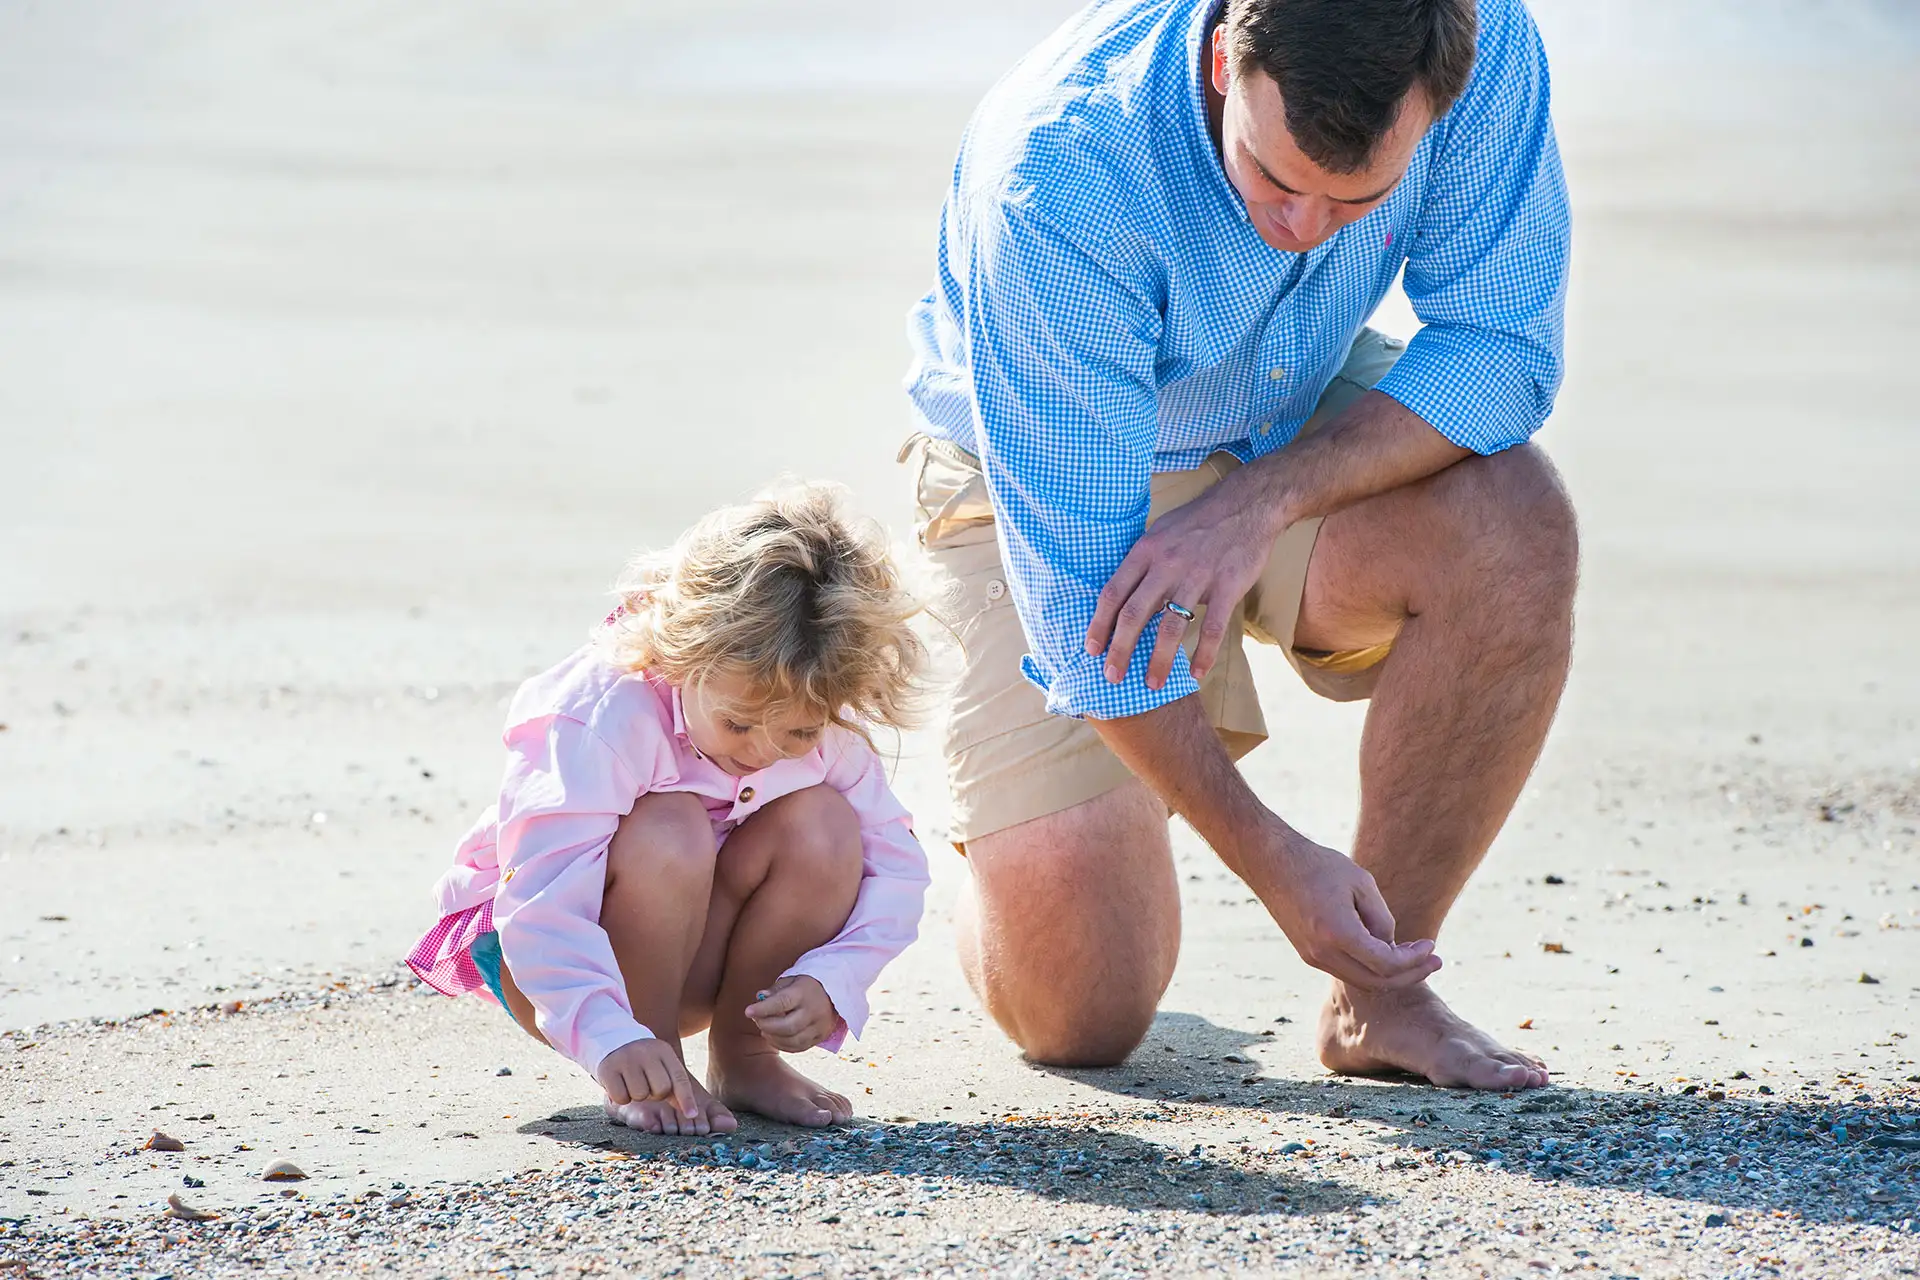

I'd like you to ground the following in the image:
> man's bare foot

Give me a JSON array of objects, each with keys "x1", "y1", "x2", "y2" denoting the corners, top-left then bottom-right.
[
  {"x1": 1317, "y1": 981, "x2": 1550, "y2": 1091},
  {"x1": 603, "y1": 1074, "x2": 739, "y2": 1136},
  {"x1": 708, "y1": 1045, "x2": 854, "y2": 1128}
]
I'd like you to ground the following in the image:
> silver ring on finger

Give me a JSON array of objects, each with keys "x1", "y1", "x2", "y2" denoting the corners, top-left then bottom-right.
[{"x1": 1161, "y1": 601, "x2": 1195, "y2": 621}]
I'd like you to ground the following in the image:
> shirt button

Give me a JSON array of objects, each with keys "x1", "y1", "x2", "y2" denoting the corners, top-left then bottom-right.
[
  {"x1": 739, "y1": 787, "x2": 755, "y2": 803},
  {"x1": 1268, "y1": 367, "x2": 1287, "y2": 381},
  {"x1": 1257, "y1": 421, "x2": 1273, "y2": 435},
  {"x1": 985, "y1": 580, "x2": 1007, "y2": 602}
]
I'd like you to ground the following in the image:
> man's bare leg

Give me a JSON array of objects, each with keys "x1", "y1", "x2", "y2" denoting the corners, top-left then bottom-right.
[
  {"x1": 1296, "y1": 445, "x2": 1577, "y2": 1090},
  {"x1": 958, "y1": 779, "x2": 1180, "y2": 1065}
]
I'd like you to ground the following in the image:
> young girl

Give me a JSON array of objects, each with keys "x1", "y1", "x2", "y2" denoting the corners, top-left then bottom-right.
[{"x1": 406, "y1": 484, "x2": 932, "y2": 1135}]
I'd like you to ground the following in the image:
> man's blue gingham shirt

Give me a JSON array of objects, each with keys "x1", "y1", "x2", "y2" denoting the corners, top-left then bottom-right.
[{"x1": 903, "y1": 0, "x2": 1569, "y2": 722}]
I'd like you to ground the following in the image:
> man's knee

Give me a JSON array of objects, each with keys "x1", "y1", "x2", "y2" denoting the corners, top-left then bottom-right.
[
  {"x1": 1013, "y1": 994, "x2": 1159, "y2": 1067},
  {"x1": 961, "y1": 784, "x2": 1179, "y2": 1066},
  {"x1": 1443, "y1": 445, "x2": 1579, "y2": 612},
  {"x1": 606, "y1": 790, "x2": 715, "y2": 890}
]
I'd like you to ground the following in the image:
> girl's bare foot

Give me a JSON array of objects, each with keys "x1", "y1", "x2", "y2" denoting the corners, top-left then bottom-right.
[
  {"x1": 1317, "y1": 981, "x2": 1550, "y2": 1091},
  {"x1": 708, "y1": 1046, "x2": 853, "y2": 1128},
  {"x1": 603, "y1": 1075, "x2": 738, "y2": 1136}
]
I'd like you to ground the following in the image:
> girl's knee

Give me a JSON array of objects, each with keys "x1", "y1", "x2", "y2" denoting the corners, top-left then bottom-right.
[
  {"x1": 606, "y1": 790, "x2": 716, "y2": 889},
  {"x1": 719, "y1": 786, "x2": 860, "y2": 896},
  {"x1": 774, "y1": 786, "x2": 862, "y2": 873}
]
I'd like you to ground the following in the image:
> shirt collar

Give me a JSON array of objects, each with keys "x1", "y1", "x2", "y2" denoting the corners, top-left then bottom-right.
[
  {"x1": 1185, "y1": 0, "x2": 1247, "y2": 225},
  {"x1": 664, "y1": 677, "x2": 701, "y2": 756}
]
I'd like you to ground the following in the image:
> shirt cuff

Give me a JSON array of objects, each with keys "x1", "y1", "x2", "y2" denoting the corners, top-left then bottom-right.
[
  {"x1": 1373, "y1": 324, "x2": 1544, "y2": 456},
  {"x1": 577, "y1": 1011, "x2": 655, "y2": 1080},
  {"x1": 1022, "y1": 640, "x2": 1200, "y2": 722},
  {"x1": 784, "y1": 962, "x2": 865, "y2": 1053}
]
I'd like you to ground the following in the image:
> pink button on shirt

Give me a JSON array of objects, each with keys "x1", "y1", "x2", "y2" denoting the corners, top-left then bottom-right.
[{"x1": 406, "y1": 645, "x2": 929, "y2": 1079}]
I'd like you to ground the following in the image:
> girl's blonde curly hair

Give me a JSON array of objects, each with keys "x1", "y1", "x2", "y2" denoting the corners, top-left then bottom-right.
[{"x1": 597, "y1": 482, "x2": 930, "y2": 739}]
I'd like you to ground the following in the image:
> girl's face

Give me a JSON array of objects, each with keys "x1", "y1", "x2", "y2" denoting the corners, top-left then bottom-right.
[{"x1": 681, "y1": 672, "x2": 829, "y2": 776}]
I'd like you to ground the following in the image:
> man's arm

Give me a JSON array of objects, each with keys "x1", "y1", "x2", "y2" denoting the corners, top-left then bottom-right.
[
  {"x1": 944, "y1": 184, "x2": 1441, "y2": 992},
  {"x1": 1089, "y1": 692, "x2": 1440, "y2": 990},
  {"x1": 1088, "y1": 388, "x2": 1465, "y2": 689},
  {"x1": 1088, "y1": 0, "x2": 1568, "y2": 687}
]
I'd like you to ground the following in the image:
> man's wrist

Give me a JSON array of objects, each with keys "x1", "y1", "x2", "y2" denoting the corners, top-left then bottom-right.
[
  {"x1": 1238, "y1": 448, "x2": 1308, "y2": 536},
  {"x1": 1213, "y1": 808, "x2": 1301, "y2": 896}
]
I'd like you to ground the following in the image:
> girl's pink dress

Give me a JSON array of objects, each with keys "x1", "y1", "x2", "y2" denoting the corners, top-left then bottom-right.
[{"x1": 405, "y1": 644, "x2": 929, "y2": 1079}]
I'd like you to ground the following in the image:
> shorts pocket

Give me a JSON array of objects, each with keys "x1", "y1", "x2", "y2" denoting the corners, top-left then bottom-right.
[
  {"x1": 925, "y1": 541, "x2": 1044, "y2": 755},
  {"x1": 926, "y1": 537, "x2": 1014, "y2": 648},
  {"x1": 906, "y1": 436, "x2": 997, "y2": 550}
]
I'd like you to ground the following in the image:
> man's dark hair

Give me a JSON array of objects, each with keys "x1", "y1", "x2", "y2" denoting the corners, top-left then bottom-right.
[{"x1": 1225, "y1": 0, "x2": 1478, "y2": 174}]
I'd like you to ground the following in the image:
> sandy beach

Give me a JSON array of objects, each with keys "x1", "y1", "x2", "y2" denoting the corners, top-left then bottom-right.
[{"x1": 3, "y1": 2, "x2": 1918, "y2": 1275}]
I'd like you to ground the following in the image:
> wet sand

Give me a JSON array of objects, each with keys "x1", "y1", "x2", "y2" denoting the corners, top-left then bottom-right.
[{"x1": 3, "y1": 2, "x2": 1918, "y2": 1275}]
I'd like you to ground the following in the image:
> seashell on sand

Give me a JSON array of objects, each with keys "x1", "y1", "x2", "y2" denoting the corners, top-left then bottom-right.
[{"x1": 164, "y1": 1193, "x2": 218, "y2": 1222}]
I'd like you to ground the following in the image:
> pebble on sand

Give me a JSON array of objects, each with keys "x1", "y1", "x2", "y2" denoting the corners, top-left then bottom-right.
[
  {"x1": 262, "y1": 1159, "x2": 308, "y2": 1181},
  {"x1": 145, "y1": 1131, "x2": 185, "y2": 1152}
]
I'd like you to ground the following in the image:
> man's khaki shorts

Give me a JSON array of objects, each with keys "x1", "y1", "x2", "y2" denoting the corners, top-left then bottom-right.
[{"x1": 904, "y1": 328, "x2": 1406, "y2": 844}]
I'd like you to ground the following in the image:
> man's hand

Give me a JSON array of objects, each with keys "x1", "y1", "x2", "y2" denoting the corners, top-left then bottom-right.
[
  {"x1": 595, "y1": 1038, "x2": 699, "y2": 1120},
  {"x1": 745, "y1": 975, "x2": 839, "y2": 1053},
  {"x1": 1085, "y1": 390, "x2": 1471, "y2": 693},
  {"x1": 1090, "y1": 695, "x2": 1441, "y2": 991},
  {"x1": 1085, "y1": 472, "x2": 1278, "y2": 691},
  {"x1": 1261, "y1": 829, "x2": 1441, "y2": 990}
]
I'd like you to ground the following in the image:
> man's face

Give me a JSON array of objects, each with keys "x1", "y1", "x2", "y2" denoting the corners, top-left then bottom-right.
[{"x1": 1210, "y1": 27, "x2": 1433, "y2": 253}]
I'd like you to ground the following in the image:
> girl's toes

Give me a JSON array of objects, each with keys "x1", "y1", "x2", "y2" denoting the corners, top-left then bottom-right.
[{"x1": 607, "y1": 1101, "x2": 666, "y2": 1134}]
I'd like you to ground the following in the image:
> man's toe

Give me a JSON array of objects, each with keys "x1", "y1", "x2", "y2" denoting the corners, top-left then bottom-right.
[{"x1": 1484, "y1": 1058, "x2": 1537, "y2": 1089}]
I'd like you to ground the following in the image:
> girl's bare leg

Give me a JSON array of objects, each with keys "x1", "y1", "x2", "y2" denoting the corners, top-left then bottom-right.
[
  {"x1": 503, "y1": 789, "x2": 736, "y2": 1135},
  {"x1": 680, "y1": 785, "x2": 864, "y2": 1127}
]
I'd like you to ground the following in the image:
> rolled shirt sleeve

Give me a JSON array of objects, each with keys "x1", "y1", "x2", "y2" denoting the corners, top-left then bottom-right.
[
  {"x1": 958, "y1": 194, "x2": 1196, "y2": 722},
  {"x1": 1374, "y1": 0, "x2": 1571, "y2": 454},
  {"x1": 490, "y1": 715, "x2": 658, "y2": 1079},
  {"x1": 783, "y1": 731, "x2": 931, "y2": 1051}
]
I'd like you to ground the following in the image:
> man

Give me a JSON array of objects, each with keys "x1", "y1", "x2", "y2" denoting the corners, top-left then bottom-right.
[{"x1": 901, "y1": 0, "x2": 1573, "y2": 1090}]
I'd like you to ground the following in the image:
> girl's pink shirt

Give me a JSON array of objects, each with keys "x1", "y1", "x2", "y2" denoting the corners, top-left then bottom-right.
[{"x1": 429, "y1": 645, "x2": 930, "y2": 1079}]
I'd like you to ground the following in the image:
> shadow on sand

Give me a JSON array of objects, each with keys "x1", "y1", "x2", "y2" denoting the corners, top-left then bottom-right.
[
  {"x1": 517, "y1": 1011, "x2": 1917, "y2": 1226},
  {"x1": 1034, "y1": 1011, "x2": 1920, "y2": 1227}
]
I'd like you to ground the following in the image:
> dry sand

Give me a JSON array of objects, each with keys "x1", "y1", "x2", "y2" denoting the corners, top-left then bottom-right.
[{"x1": 2, "y1": 2, "x2": 1918, "y2": 1276}]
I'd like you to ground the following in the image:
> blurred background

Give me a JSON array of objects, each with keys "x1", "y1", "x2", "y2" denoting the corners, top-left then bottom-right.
[{"x1": 2, "y1": 0, "x2": 1916, "y2": 1033}]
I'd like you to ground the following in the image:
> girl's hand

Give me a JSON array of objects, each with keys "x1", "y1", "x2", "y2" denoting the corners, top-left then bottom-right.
[
  {"x1": 595, "y1": 1038, "x2": 699, "y2": 1121},
  {"x1": 745, "y1": 976, "x2": 839, "y2": 1053}
]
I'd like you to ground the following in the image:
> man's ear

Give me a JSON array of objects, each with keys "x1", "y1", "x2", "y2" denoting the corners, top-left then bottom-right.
[{"x1": 1210, "y1": 26, "x2": 1231, "y2": 96}]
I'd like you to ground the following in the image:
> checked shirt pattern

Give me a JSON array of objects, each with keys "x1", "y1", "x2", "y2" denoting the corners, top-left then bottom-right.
[{"x1": 903, "y1": 0, "x2": 1570, "y2": 722}]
